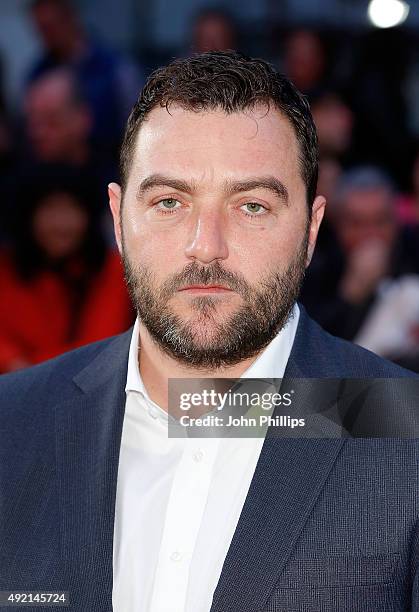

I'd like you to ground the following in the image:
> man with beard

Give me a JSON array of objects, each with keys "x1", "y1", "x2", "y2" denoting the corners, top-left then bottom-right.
[{"x1": 1, "y1": 52, "x2": 418, "y2": 612}]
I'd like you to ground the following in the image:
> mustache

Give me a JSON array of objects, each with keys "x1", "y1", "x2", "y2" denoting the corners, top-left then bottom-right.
[{"x1": 160, "y1": 261, "x2": 250, "y2": 298}]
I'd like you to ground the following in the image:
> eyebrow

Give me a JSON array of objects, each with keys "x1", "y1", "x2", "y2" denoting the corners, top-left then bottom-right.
[
  {"x1": 225, "y1": 177, "x2": 289, "y2": 204},
  {"x1": 136, "y1": 173, "x2": 289, "y2": 204},
  {"x1": 137, "y1": 174, "x2": 196, "y2": 198}
]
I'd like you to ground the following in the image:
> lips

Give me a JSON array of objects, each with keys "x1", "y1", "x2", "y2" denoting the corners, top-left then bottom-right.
[
  {"x1": 179, "y1": 285, "x2": 233, "y2": 291},
  {"x1": 181, "y1": 285, "x2": 231, "y2": 291}
]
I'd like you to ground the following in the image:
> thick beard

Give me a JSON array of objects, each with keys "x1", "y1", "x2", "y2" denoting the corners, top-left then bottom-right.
[{"x1": 122, "y1": 229, "x2": 308, "y2": 371}]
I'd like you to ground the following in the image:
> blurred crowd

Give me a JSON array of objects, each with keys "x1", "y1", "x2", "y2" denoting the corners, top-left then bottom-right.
[{"x1": 1, "y1": 0, "x2": 419, "y2": 373}]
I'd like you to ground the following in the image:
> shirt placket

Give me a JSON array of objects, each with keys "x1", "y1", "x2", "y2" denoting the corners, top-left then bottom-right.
[{"x1": 149, "y1": 437, "x2": 220, "y2": 612}]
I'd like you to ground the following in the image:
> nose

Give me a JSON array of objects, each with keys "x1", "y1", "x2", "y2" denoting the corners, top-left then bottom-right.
[{"x1": 184, "y1": 209, "x2": 229, "y2": 264}]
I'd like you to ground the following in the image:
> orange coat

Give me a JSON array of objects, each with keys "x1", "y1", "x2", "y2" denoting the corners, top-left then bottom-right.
[{"x1": 0, "y1": 250, "x2": 134, "y2": 372}]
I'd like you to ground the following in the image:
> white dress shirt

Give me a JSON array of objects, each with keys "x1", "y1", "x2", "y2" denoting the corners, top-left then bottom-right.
[{"x1": 112, "y1": 304, "x2": 300, "y2": 612}]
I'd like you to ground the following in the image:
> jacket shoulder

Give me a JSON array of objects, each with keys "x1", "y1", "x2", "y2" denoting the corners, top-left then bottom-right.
[
  {"x1": 294, "y1": 307, "x2": 417, "y2": 378},
  {"x1": 324, "y1": 328, "x2": 416, "y2": 377},
  {"x1": 0, "y1": 330, "x2": 132, "y2": 406}
]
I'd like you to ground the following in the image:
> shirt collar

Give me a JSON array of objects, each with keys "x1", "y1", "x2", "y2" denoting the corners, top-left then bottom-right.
[
  {"x1": 125, "y1": 316, "x2": 146, "y2": 395},
  {"x1": 239, "y1": 303, "x2": 299, "y2": 379},
  {"x1": 125, "y1": 303, "x2": 300, "y2": 397}
]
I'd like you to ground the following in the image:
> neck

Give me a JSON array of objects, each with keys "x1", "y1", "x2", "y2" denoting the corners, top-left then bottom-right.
[{"x1": 138, "y1": 323, "x2": 261, "y2": 411}]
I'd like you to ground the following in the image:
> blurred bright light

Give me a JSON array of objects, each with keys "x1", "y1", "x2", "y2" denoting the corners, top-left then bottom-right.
[{"x1": 368, "y1": 0, "x2": 410, "y2": 28}]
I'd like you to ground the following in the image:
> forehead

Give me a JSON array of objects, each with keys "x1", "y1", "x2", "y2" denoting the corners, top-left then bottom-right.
[{"x1": 129, "y1": 104, "x2": 303, "y2": 191}]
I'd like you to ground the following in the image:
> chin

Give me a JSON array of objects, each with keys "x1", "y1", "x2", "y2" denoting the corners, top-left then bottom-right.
[{"x1": 183, "y1": 314, "x2": 227, "y2": 337}]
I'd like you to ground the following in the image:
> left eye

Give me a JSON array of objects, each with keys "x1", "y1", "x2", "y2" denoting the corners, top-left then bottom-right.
[
  {"x1": 155, "y1": 198, "x2": 181, "y2": 211},
  {"x1": 241, "y1": 202, "x2": 266, "y2": 215}
]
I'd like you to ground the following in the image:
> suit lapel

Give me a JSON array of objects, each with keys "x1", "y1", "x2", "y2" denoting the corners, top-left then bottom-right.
[
  {"x1": 55, "y1": 332, "x2": 131, "y2": 611},
  {"x1": 210, "y1": 308, "x2": 348, "y2": 612}
]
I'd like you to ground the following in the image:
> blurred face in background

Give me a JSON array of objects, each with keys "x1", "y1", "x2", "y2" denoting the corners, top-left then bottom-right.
[
  {"x1": 312, "y1": 95, "x2": 353, "y2": 156},
  {"x1": 335, "y1": 188, "x2": 397, "y2": 254},
  {"x1": 192, "y1": 13, "x2": 236, "y2": 53},
  {"x1": 284, "y1": 30, "x2": 325, "y2": 92},
  {"x1": 32, "y1": 192, "x2": 89, "y2": 260},
  {"x1": 31, "y1": 1, "x2": 80, "y2": 58},
  {"x1": 110, "y1": 105, "x2": 325, "y2": 368},
  {"x1": 25, "y1": 73, "x2": 91, "y2": 163}
]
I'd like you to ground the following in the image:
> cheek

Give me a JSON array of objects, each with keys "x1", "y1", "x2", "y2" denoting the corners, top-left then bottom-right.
[
  {"x1": 231, "y1": 223, "x2": 305, "y2": 281},
  {"x1": 122, "y1": 208, "x2": 151, "y2": 263},
  {"x1": 122, "y1": 214, "x2": 185, "y2": 280}
]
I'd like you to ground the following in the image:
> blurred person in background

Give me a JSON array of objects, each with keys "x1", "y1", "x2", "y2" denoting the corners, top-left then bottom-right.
[
  {"x1": 25, "y1": 69, "x2": 92, "y2": 166},
  {"x1": 191, "y1": 7, "x2": 238, "y2": 54},
  {"x1": 27, "y1": 0, "x2": 143, "y2": 153},
  {"x1": 302, "y1": 166, "x2": 419, "y2": 369},
  {"x1": 0, "y1": 164, "x2": 133, "y2": 373},
  {"x1": 281, "y1": 29, "x2": 330, "y2": 102},
  {"x1": 311, "y1": 92, "x2": 355, "y2": 165},
  {"x1": 22, "y1": 69, "x2": 118, "y2": 240}
]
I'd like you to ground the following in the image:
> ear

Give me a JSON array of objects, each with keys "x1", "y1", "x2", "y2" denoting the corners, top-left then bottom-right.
[
  {"x1": 306, "y1": 195, "x2": 326, "y2": 267},
  {"x1": 108, "y1": 182, "x2": 123, "y2": 253}
]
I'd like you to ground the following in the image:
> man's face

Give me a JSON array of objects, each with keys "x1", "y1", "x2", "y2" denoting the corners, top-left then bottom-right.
[{"x1": 110, "y1": 105, "x2": 325, "y2": 369}]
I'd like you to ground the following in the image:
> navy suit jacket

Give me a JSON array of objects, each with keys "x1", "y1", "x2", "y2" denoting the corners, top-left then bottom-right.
[{"x1": 1, "y1": 306, "x2": 418, "y2": 611}]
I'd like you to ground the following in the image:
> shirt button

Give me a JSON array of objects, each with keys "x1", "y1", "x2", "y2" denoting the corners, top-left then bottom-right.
[
  {"x1": 148, "y1": 408, "x2": 158, "y2": 419},
  {"x1": 193, "y1": 449, "x2": 204, "y2": 463},
  {"x1": 170, "y1": 551, "x2": 182, "y2": 562}
]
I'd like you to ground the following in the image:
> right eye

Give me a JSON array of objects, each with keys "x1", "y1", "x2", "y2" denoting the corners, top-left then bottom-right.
[{"x1": 154, "y1": 198, "x2": 182, "y2": 214}]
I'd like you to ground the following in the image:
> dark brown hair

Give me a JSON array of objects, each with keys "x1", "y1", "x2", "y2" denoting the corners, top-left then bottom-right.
[{"x1": 120, "y1": 50, "x2": 318, "y2": 209}]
